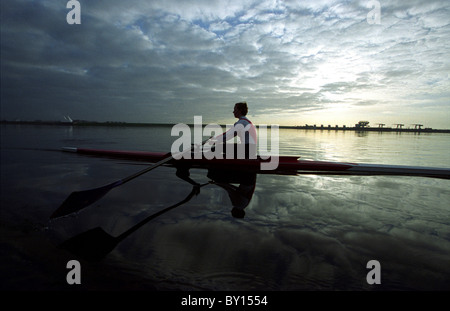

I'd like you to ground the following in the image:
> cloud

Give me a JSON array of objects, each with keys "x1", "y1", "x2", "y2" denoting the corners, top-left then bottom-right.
[{"x1": 1, "y1": 0, "x2": 449, "y2": 127}]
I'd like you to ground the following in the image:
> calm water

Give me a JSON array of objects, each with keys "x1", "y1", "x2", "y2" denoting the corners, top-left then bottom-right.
[{"x1": 1, "y1": 124, "x2": 449, "y2": 291}]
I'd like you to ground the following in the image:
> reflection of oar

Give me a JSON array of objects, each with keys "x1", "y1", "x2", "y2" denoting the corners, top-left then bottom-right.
[
  {"x1": 58, "y1": 183, "x2": 209, "y2": 262},
  {"x1": 51, "y1": 137, "x2": 211, "y2": 219}
]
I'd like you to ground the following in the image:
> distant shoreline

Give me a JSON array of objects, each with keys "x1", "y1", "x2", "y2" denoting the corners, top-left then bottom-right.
[{"x1": 2, "y1": 120, "x2": 450, "y2": 133}]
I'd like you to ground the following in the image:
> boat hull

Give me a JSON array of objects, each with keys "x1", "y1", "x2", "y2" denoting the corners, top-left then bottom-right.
[{"x1": 61, "y1": 147, "x2": 450, "y2": 179}]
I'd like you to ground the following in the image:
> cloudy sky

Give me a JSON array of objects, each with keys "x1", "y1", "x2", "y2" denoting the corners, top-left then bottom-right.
[{"x1": 1, "y1": 0, "x2": 449, "y2": 128}]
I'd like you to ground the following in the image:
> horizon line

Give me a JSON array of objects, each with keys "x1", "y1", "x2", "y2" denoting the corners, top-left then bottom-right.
[{"x1": 2, "y1": 119, "x2": 450, "y2": 132}]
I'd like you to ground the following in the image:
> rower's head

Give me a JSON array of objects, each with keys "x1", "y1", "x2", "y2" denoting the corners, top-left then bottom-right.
[{"x1": 233, "y1": 102, "x2": 248, "y2": 118}]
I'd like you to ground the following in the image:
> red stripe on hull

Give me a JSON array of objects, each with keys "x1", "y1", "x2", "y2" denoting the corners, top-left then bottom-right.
[
  {"x1": 63, "y1": 147, "x2": 450, "y2": 178},
  {"x1": 72, "y1": 148, "x2": 353, "y2": 172}
]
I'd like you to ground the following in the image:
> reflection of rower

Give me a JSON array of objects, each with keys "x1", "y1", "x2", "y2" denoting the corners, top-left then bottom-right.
[
  {"x1": 176, "y1": 165, "x2": 257, "y2": 219},
  {"x1": 207, "y1": 169, "x2": 256, "y2": 218}
]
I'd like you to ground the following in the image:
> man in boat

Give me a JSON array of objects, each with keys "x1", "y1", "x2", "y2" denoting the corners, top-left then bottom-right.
[
  {"x1": 209, "y1": 101, "x2": 257, "y2": 160},
  {"x1": 176, "y1": 102, "x2": 258, "y2": 217}
]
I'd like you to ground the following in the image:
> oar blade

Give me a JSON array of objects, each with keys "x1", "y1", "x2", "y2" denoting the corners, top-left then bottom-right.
[
  {"x1": 58, "y1": 227, "x2": 118, "y2": 262},
  {"x1": 50, "y1": 182, "x2": 120, "y2": 219}
]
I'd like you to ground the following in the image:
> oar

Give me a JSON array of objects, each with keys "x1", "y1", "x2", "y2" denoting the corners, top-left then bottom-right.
[
  {"x1": 50, "y1": 137, "x2": 211, "y2": 219},
  {"x1": 58, "y1": 183, "x2": 209, "y2": 261}
]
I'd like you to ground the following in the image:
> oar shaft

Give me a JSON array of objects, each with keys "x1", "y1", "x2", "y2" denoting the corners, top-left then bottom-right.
[
  {"x1": 119, "y1": 137, "x2": 211, "y2": 185},
  {"x1": 120, "y1": 154, "x2": 175, "y2": 185},
  {"x1": 51, "y1": 137, "x2": 212, "y2": 219}
]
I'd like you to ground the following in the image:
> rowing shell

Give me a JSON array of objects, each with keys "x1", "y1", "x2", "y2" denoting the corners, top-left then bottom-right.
[{"x1": 61, "y1": 147, "x2": 450, "y2": 179}]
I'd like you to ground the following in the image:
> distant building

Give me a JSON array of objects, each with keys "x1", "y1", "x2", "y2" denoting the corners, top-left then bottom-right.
[
  {"x1": 62, "y1": 116, "x2": 73, "y2": 124},
  {"x1": 355, "y1": 121, "x2": 370, "y2": 128}
]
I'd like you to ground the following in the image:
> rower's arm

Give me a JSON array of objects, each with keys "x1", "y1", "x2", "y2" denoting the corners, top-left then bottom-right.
[{"x1": 209, "y1": 122, "x2": 240, "y2": 144}]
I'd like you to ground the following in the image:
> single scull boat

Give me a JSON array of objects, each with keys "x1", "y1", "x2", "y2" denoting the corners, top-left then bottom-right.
[{"x1": 62, "y1": 147, "x2": 450, "y2": 179}]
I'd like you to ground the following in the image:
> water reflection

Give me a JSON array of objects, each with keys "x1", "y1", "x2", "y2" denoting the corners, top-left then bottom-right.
[
  {"x1": 177, "y1": 166, "x2": 257, "y2": 219},
  {"x1": 59, "y1": 167, "x2": 258, "y2": 261},
  {"x1": 2, "y1": 125, "x2": 449, "y2": 290},
  {"x1": 59, "y1": 182, "x2": 209, "y2": 261}
]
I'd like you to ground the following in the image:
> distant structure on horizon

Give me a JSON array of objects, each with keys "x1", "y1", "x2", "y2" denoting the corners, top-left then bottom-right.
[
  {"x1": 286, "y1": 120, "x2": 448, "y2": 133},
  {"x1": 1, "y1": 119, "x2": 449, "y2": 133},
  {"x1": 355, "y1": 121, "x2": 370, "y2": 128},
  {"x1": 62, "y1": 116, "x2": 73, "y2": 124}
]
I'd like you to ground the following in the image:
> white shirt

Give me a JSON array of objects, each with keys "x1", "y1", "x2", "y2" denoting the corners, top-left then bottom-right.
[{"x1": 221, "y1": 117, "x2": 257, "y2": 145}]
